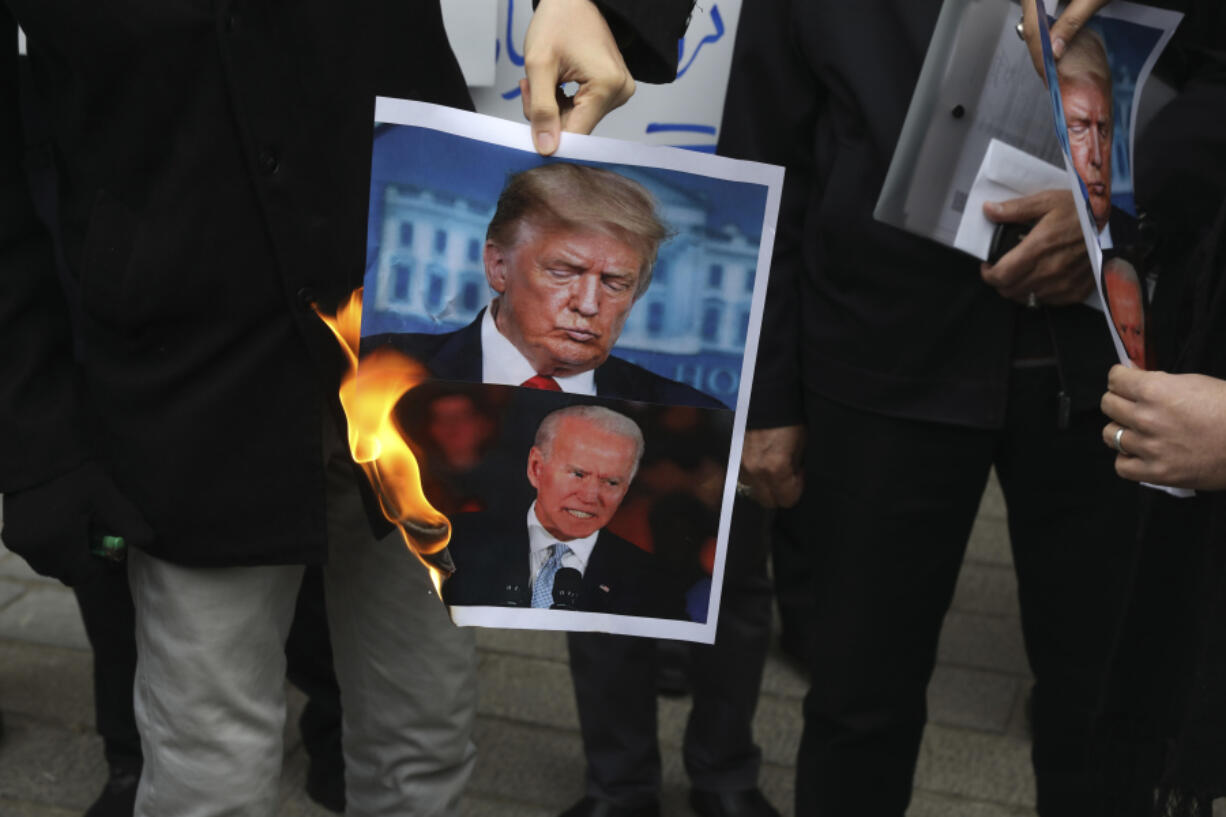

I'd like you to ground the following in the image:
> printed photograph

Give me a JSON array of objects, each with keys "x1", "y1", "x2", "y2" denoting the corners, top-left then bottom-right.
[
  {"x1": 1035, "y1": 0, "x2": 1180, "y2": 367},
  {"x1": 359, "y1": 100, "x2": 782, "y2": 641},
  {"x1": 1100, "y1": 253, "x2": 1149, "y2": 369},
  {"x1": 396, "y1": 385, "x2": 732, "y2": 631},
  {"x1": 361, "y1": 111, "x2": 773, "y2": 409}
]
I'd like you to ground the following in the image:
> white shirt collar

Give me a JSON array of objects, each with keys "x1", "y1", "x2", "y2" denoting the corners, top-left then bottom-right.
[
  {"x1": 526, "y1": 501, "x2": 597, "y2": 581},
  {"x1": 1099, "y1": 221, "x2": 1113, "y2": 251},
  {"x1": 480, "y1": 304, "x2": 596, "y2": 395}
]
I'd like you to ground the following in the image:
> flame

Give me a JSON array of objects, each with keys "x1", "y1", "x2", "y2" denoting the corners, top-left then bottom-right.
[{"x1": 316, "y1": 287, "x2": 450, "y2": 598}]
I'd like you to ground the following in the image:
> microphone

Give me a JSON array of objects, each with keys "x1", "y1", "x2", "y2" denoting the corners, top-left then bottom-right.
[{"x1": 551, "y1": 567, "x2": 582, "y2": 610}]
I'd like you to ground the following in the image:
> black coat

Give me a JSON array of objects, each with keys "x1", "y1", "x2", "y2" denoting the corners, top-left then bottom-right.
[
  {"x1": 0, "y1": 0, "x2": 692, "y2": 566},
  {"x1": 1094, "y1": 9, "x2": 1226, "y2": 810},
  {"x1": 366, "y1": 310, "x2": 726, "y2": 409},
  {"x1": 717, "y1": 0, "x2": 1118, "y2": 431},
  {"x1": 442, "y1": 509, "x2": 687, "y2": 620}
]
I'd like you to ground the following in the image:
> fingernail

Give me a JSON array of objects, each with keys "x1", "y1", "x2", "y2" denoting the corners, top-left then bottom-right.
[
  {"x1": 984, "y1": 201, "x2": 1001, "y2": 216},
  {"x1": 534, "y1": 130, "x2": 556, "y2": 155},
  {"x1": 1053, "y1": 37, "x2": 1066, "y2": 58}
]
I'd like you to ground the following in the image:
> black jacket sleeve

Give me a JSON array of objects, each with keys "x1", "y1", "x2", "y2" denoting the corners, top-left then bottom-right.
[
  {"x1": 717, "y1": 0, "x2": 823, "y2": 429},
  {"x1": 594, "y1": 0, "x2": 693, "y2": 83},
  {"x1": 0, "y1": 10, "x2": 90, "y2": 492},
  {"x1": 533, "y1": 0, "x2": 694, "y2": 84}
]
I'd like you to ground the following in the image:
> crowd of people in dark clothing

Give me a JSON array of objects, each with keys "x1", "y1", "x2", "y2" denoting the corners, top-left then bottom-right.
[{"x1": 1, "y1": 0, "x2": 1224, "y2": 816}]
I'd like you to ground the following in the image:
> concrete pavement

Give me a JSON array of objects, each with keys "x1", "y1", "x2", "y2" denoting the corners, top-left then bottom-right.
[{"x1": 0, "y1": 475, "x2": 1039, "y2": 816}]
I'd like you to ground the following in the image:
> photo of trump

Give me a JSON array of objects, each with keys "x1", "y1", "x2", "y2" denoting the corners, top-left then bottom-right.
[
  {"x1": 442, "y1": 404, "x2": 687, "y2": 620},
  {"x1": 1055, "y1": 26, "x2": 1147, "y2": 251},
  {"x1": 366, "y1": 160, "x2": 726, "y2": 409},
  {"x1": 1034, "y1": 10, "x2": 1177, "y2": 371}
]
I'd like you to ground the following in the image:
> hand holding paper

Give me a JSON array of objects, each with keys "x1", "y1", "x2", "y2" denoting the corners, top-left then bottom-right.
[
  {"x1": 980, "y1": 188, "x2": 1094, "y2": 306},
  {"x1": 739, "y1": 426, "x2": 806, "y2": 509},
  {"x1": 1022, "y1": 0, "x2": 1114, "y2": 76},
  {"x1": 520, "y1": 0, "x2": 636, "y2": 155},
  {"x1": 1101, "y1": 366, "x2": 1226, "y2": 492}
]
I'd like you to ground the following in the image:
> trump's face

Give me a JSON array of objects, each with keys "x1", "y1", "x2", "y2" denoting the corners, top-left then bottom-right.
[
  {"x1": 527, "y1": 417, "x2": 637, "y2": 541},
  {"x1": 1104, "y1": 260, "x2": 1145, "y2": 367},
  {"x1": 486, "y1": 222, "x2": 644, "y2": 378},
  {"x1": 1061, "y1": 76, "x2": 1113, "y2": 232}
]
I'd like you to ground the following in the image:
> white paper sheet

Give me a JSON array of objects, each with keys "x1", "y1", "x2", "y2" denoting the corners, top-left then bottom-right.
[
  {"x1": 441, "y1": 0, "x2": 498, "y2": 87},
  {"x1": 362, "y1": 99, "x2": 785, "y2": 643},
  {"x1": 954, "y1": 138, "x2": 1068, "y2": 260}
]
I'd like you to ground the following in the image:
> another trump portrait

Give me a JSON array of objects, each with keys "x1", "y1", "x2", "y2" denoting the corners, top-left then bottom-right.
[{"x1": 1035, "y1": 3, "x2": 1181, "y2": 369}]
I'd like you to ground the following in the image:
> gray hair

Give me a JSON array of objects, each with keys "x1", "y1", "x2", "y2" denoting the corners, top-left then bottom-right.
[{"x1": 533, "y1": 405, "x2": 645, "y2": 478}]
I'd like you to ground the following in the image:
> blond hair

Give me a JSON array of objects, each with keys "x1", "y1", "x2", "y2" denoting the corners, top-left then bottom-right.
[
  {"x1": 1058, "y1": 28, "x2": 1112, "y2": 101},
  {"x1": 486, "y1": 163, "x2": 671, "y2": 297}
]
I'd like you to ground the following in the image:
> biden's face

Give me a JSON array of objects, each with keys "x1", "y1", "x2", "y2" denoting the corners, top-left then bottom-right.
[
  {"x1": 1061, "y1": 76, "x2": 1113, "y2": 232},
  {"x1": 527, "y1": 417, "x2": 637, "y2": 542},
  {"x1": 486, "y1": 222, "x2": 644, "y2": 378},
  {"x1": 1104, "y1": 260, "x2": 1145, "y2": 368}
]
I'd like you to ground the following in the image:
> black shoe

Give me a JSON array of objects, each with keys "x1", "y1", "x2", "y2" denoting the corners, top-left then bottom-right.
[
  {"x1": 304, "y1": 757, "x2": 346, "y2": 814},
  {"x1": 559, "y1": 795, "x2": 661, "y2": 817},
  {"x1": 83, "y1": 760, "x2": 141, "y2": 817},
  {"x1": 689, "y1": 788, "x2": 782, "y2": 817}
]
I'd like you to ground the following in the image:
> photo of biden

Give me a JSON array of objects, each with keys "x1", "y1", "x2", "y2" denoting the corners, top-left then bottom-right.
[{"x1": 442, "y1": 404, "x2": 687, "y2": 620}]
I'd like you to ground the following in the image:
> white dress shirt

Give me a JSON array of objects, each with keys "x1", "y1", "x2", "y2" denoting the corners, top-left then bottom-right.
[
  {"x1": 526, "y1": 502, "x2": 597, "y2": 585},
  {"x1": 480, "y1": 305, "x2": 596, "y2": 395}
]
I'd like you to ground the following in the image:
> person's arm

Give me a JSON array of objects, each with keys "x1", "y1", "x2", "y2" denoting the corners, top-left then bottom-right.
[
  {"x1": 0, "y1": 14, "x2": 87, "y2": 492},
  {"x1": 979, "y1": 189, "x2": 1094, "y2": 306},
  {"x1": 521, "y1": 0, "x2": 693, "y2": 154},
  {"x1": 0, "y1": 17, "x2": 152, "y2": 584},
  {"x1": 1101, "y1": 365, "x2": 1226, "y2": 491},
  {"x1": 585, "y1": 0, "x2": 693, "y2": 84},
  {"x1": 717, "y1": 0, "x2": 817, "y2": 508}
]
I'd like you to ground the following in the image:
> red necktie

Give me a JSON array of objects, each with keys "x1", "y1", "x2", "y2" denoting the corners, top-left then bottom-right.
[{"x1": 520, "y1": 374, "x2": 562, "y2": 391}]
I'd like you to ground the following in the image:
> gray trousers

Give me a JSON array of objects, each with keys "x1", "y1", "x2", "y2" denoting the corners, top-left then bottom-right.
[{"x1": 128, "y1": 448, "x2": 477, "y2": 817}]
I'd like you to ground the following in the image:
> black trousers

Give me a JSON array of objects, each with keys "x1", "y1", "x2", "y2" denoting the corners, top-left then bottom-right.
[
  {"x1": 567, "y1": 498, "x2": 775, "y2": 804},
  {"x1": 285, "y1": 566, "x2": 344, "y2": 771},
  {"x1": 73, "y1": 565, "x2": 142, "y2": 769},
  {"x1": 771, "y1": 497, "x2": 820, "y2": 667},
  {"x1": 795, "y1": 366, "x2": 1137, "y2": 817}
]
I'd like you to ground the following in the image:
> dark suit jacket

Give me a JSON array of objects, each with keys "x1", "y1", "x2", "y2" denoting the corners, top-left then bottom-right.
[
  {"x1": 0, "y1": 1, "x2": 692, "y2": 567},
  {"x1": 718, "y1": 0, "x2": 1119, "y2": 431},
  {"x1": 1108, "y1": 206, "x2": 1142, "y2": 253},
  {"x1": 442, "y1": 509, "x2": 688, "y2": 620},
  {"x1": 366, "y1": 311, "x2": 726, "y2": 408}
]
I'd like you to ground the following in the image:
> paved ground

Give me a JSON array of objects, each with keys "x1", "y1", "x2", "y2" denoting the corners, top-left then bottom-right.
[{"x1": 0, "y1": 474, "x2": 1041, "y2": 817}]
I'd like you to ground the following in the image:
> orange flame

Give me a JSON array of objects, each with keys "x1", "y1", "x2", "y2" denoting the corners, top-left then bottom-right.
[{"x1": 316, "y1": 288, "x2": 450, "y2": 598}]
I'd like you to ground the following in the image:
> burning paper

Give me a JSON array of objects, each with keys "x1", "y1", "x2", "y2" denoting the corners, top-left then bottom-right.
[
  {"x1": 355, "y1": 100, "x2": 784, "y2": 644},
  {"x1": 316, "y1": 288, "x2": 453, "y2": 596}
]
